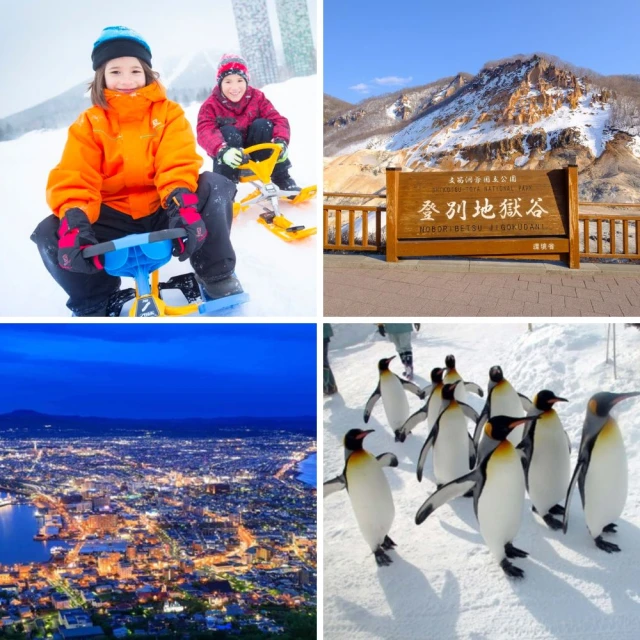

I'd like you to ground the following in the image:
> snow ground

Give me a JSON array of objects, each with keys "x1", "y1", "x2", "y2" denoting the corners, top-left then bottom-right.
[
  {"x1": 324, "y1": 323, "x2": 640, "y2": 640},
  {"x1": 0, "y1": 76, "x2": 317, "y2": 317}
]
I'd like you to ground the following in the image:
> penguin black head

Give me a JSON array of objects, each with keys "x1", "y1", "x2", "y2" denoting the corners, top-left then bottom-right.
[
  {"x1": 445, "y1": 354, "x2": 456, "y2": 369},
  {"x1": 441, "y1": 381, "x2": 461, "y2": 401},
  {"x1": 489, "y1": 366, "x2": 504, "y2": 383},
  {"x1": 485, "y1": 415, "x2": 533, "y2": 441},
  {"x1": 344, "y1": 428, "x2": 374, "y2": 451},
  {"x1": 588, "y1": 391, "x2": 640, "y2": 418},
  {"x1": 430, "y1": 367, "x2": 444, "y2": 383},
  {"x1": 378, "y1": 356, "x2": 395, "y2": 372},
  {"x1": 534, "y1": 390, "x2": 568, "y2": 412}
]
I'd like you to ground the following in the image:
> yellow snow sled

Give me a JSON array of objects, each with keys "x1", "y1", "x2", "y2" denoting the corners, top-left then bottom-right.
[{"x1": 232, "y1": 143, "x2": 317, "y2": 242}]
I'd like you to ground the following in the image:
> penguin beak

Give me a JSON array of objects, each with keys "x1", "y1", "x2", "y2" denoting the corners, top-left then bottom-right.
[
  {"x1": 550, "y1": 397, "x2": 568, "y2": 404},
  {"x1": 508, "y1": 417, "x2": 534, "y2": 430},
  {"x1": 356, "y1": 429, "x2": 375, "y2": 440},
  {"x1": 612, "y1": 392, "x2": 640, "y2": 405},
  {"x1": 387, "y1": 356, "x2": 396, "y2": 363}
]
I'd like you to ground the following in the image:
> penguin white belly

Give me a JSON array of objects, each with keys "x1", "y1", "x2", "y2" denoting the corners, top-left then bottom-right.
[
  {"x1": 427, "y1": 390, "x2": 443, "y2": 430},
  {"x1": 490, "y1": 385, "x2": 525, "y2": 445},
  {"x1": 381, "y1": 374, "x2": 410, "y2": 430},
  {"x1": 584, "y1": 420, "x2": 628, "y2": 538},
  {"x1": 433, "y1": 406, "x2": 471, "y2": 485},
  {"x1": 346, "y1": 451, "x2": 395, "y2": 551},
  {"x1": 478, "y1": 442, "x2": 524, "y2": 561},
  {"x1": 528, "y1": 416, "x2": 570, "y2": 514}
]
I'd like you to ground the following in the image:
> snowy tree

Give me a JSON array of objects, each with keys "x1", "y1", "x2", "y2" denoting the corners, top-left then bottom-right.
[
  {"x1": 231, "y1": 0, "x2": 279, "y2": 87},
  {"x1": 276, "y1": 0, "x2": 316, "y2": 78}
]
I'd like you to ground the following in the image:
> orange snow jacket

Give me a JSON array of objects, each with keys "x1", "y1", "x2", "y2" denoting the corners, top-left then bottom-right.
[{"x1": 47, "y1": 81, "x2": 203, "y2": 223}]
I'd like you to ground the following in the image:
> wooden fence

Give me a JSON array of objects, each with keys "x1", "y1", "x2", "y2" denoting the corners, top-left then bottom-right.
[
  {"x1": 324, "y1": 193, "x2": 640, "y2": 262},
  {"x1": 323, "y1": 193, "x2": 384, "y2": 251}
]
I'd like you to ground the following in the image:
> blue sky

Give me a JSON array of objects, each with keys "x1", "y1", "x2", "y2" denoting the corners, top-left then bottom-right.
[
  {"x1": 0, "y1": 324, "x2": 316, "y2": 419},
  {"x1": 325, "y1": 0, "x2": 639, "y2": 102}
]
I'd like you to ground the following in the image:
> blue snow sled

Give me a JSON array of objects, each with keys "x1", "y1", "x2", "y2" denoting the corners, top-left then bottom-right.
[{"x1": 82, "y1": 229, "x2": 248, "y2": 317}]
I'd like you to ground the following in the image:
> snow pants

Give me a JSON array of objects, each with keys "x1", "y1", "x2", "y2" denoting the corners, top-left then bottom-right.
[
  {"x1": 31, "y1": 172, "x2": 237, "y2": 316},
  {"x1": 213, "y1": 118, "x2": 292, "y2": 182}
]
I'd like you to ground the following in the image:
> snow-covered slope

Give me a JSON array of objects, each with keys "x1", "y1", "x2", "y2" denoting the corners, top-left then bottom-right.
[
  {"x1": 0, "y1": 75, "x2": 317, "y2": 317},
  {"x1": 324, "y1": 322, "x2": 640, "y2": 640}
]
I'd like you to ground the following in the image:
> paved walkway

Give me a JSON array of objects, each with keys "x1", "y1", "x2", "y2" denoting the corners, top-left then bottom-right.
[{"x1": 324, "y1": 255, "x2": 640, "y2": 317}]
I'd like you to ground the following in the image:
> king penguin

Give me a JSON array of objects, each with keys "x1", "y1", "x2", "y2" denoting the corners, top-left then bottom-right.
[
  {"x1": 473, "y1": 365, "x2": 534, "y2": 448},
  {"x1": 416, "y1": 381, "x2": 478, "y2": 486},
  {"x1": 443, "y1": 354, "x2": 484, "y2": 405},
  {"x1": 416, "y1": 415, "x2": 535, "y2": 578},
  {"x1": 364, "y1": 356, "x2": 425, "y2": 439},
  {"x1": 517, "y1": 390, "x2": 570, "y2": 530},
  {"x1": 324, "y1": 428, "x2": 399, "y2": 566},
  {"x1": 395, "y1": 367, "x2": 444, "y2": 443},
  {"x1": 563, "y1": 391, "x2": 640, "y2": 552}
]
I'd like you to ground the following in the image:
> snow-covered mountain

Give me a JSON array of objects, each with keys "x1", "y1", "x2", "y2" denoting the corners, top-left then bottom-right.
[
  {"x1": 324, "y1": 55, "x2": 640, "y2": 202},
  {"x1": 324, "y1": 322, "x2": 640, "y2": 640},
  {"x1": 0, "y1": 48, "x2": 286, "y2": 142}
]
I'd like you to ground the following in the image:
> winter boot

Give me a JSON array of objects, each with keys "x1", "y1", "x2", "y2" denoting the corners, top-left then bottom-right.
[
  {"x1": 401, "y1": 352, "x2": 414, "y2": 380},
  {"x1": 200, "y1": 272, "x2": 244, "y2": 300},
  {"x1": 324, "y1": 366, "x2": 338, "y2": 395},
  {"x1": 271, "y1": 168, "x2": 301, "y2": 195}
]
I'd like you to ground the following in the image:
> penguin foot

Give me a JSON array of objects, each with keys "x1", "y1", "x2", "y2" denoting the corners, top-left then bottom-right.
[
  {"x1": 505, "y1": 543, "x2": 528, "y2": 559},
  {"x1": 549, "y1": 504, "x2": 565, "y2": 516},
  {"x1": 543, "y1": 514, "x2": 563, "y2": 531},
  {"x1": 595, "y1": 535, "x2": 620, "y2": 553},
  {"x1": 394, "y1": 430, "x2": 406, "y2": 443},
  {"x1": 374, "y1": 548, "x2": 393, "y2": 566},
  {"x1": 603, "y1": 523, "x2": 617, "y2": 534},
  {"x1": 382, "y1": 535, "x2": 397, "y2": 550},
  {"x1": 500, "y1": 558, "x2": 525, "y2": 579}
]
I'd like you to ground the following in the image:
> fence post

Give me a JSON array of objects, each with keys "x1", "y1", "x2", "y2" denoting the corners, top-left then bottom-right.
[
  {"x1": 567, "y1": 164, "x2": 580, "y2": 269},
  {"x1": 386, "y1": 167, "x2": 401, "y2": 262}
]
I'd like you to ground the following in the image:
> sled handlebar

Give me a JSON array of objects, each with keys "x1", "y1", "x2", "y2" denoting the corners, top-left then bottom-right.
[{"x1": 82, "y1": 228, "x2": 187, "y2": 258}]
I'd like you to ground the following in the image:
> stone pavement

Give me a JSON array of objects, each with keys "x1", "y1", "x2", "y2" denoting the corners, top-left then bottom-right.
[{"x1": 324, "y1": 254, "x2": 640, "y2": 317}]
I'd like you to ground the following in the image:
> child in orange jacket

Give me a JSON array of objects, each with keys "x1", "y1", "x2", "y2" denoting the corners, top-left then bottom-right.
[{"x1": 31, "y1": 26, "x2": 242, "y2": 316}]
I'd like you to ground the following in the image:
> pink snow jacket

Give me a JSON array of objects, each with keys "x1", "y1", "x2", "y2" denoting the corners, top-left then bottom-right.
[{"x1": 196, "y1": 85, "x2": 290, "y2": 158}]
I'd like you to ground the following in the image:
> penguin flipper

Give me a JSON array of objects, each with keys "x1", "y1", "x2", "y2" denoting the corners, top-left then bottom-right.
[
  {"x1": 416, "y1": 425, "x2": 439, "y2": 482},
  {"x1": 473, "y1": 402, "x2": 489, "y2": 446},
  {"x1": 562, "y1": 459, "x2": 585, "y2": 533},
  {"x1": 459, "y1": 401, "x2": 480, "y2": 424},
  {"x1": 464, "y1": 381, "x2": 484, "y2": 397},
  {"x1": 323, "y1": 474, "x2": 346, "y2": 498},
  {"x1": 516, "y1": 433, "x2": 533, "y2": 487},
  {"x1": 467, "y1": 433, "x2": 477, "y2": 468},
  {"x1": 376, "y1": 452, "x2": 399, "y2": 468},
  {"x1": 398, "y1": 407, "x2": 428, "y2": 439},
  {"x1": 363, "y1": 385, "x2": 381, "y2": 423},
  {"x1": 416, "y1": 470, "x2": 479, "y2": 525},
  {"x1": 401, "y1": 378, "x2": 425, "y2": 398},
  {"x1": 518, "y1": 393, "x2": 535, "y2": 413}
]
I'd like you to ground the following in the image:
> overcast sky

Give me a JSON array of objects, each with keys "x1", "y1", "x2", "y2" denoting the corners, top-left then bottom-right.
[{"x1": 0, "y1": 0, "x2": 317, "y2": 118}]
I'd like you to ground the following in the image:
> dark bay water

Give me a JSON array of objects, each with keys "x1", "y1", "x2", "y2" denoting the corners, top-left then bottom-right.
[{"x1": 0, "y1": 492, "x2": 56, "y2": 566}]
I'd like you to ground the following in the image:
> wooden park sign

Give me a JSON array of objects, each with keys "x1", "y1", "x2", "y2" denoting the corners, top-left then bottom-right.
[{"x1": 385, "y1": 166, "x2": 580, "y2": 268}]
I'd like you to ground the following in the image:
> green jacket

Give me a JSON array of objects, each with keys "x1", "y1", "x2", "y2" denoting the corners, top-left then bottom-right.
[
  {"x1": 323, "y1": 324, "x2": 334, "y2": 339},
  {"x1": 380, "y1": 323, "x2": 413, "y2": 334}
]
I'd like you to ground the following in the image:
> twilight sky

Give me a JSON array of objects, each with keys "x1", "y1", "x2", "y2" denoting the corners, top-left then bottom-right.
[{"x1": 0, "y1": 324, "x2": 316, "y2": 419}]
